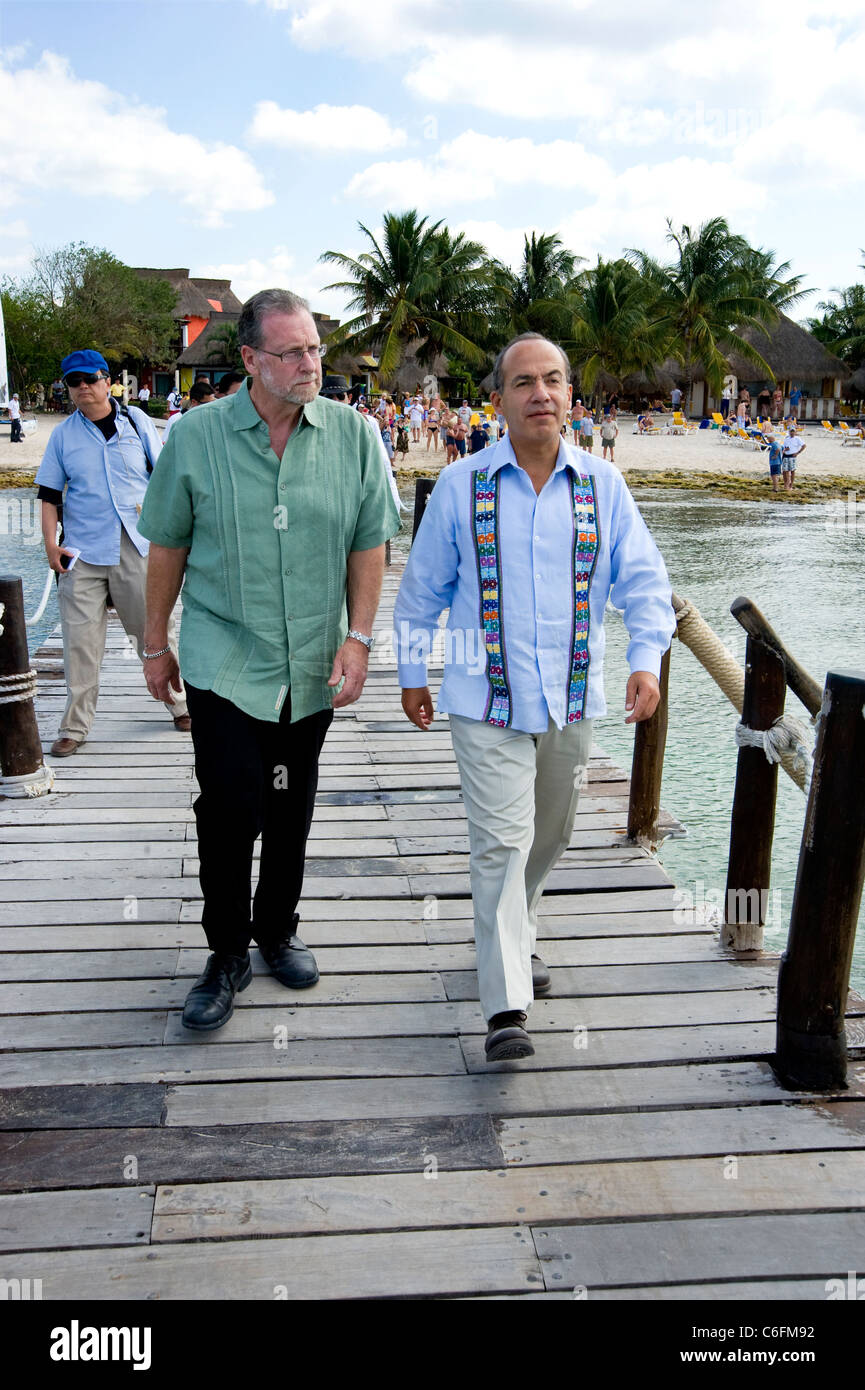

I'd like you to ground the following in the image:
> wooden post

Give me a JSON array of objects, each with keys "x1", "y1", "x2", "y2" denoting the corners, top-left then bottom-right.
[
  {"x1": 730, "y1": 596, "x2": 822, "y2": 716},
  {"x1": 626, "y1": 645, "x2": 671, "y2": 848},
  {"x1": 411, "y1": 478, "x2": 435, "y2": 544},
  {"x1": 721, "y1": 635, "x2": 786, "y2": 950},
  {"x1": 0, "y1": 575, "x2": 53, "y2": 796},
  {"x1": 775, "y1": 669, "x2": 865, "y2": 1090},
  {"x1": 385, "y1": 540, "x2": 391, "y2": 567}
]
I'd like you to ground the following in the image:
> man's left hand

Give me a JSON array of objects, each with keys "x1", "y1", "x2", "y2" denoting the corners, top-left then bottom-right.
[
  {"x1": 328, "y1": 639, "x2": 369, "y2": 709},
  {"x1": 625, "y1": 670, "x2": 661, "y2": 723}
]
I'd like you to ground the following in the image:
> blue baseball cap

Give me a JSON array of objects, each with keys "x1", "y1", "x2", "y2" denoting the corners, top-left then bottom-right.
[{"x1": 61, "y1": 349, "x2": 110, "y2": 378}]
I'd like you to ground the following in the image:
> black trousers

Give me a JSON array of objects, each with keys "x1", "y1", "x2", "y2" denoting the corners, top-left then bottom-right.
[
  {"x1": 10, "y1": 418, "x2": 22, "y2": 442},
  {"x1": 185, "y1": 682, "x2": 333, "y2": 956}
]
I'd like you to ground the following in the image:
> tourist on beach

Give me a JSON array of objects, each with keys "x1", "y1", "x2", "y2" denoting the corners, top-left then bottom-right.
[
  {"x1": 451, "y1": 411, "x2": 469, "y2": 458},
  {"x1": 671, "y1": 385, "x2": 683, "y2": 410},
  {"x1": 720, "y1": 381, "x2": 732, "y2": 419},
  {"x1": 756, "y1": 385, "x2": 771, "y2": 420},
  {"x1": 469, "y1": 418, "x2": 487, "y2": 454},
  {"x1": 486, "y1": 412, "x2": 500, "y2": 445},
  {"x1": 600, "y1": 413, "x2": 618, "y2": 462},
  {"x1": 782, "y1": 424, "x2": 805, "y2": 491},
  {"x1": 426, "y1": 401, "x2": 440, "y2": 451},
  {"x1": 771, "y1": 386, "x2": 784, "y2": 421},
  {"x1": 458, "y1": 399, "x2": 472, "y2": 428},
  {"x1": 409, "y1": 396, "x2": 423, "y2": 443},
  {"x1": 110, "y1": 379, "x2": 125, "y2": 404},
  {"x1": 767, "y1": 435, "x2": 784, "y2": 493},
  {"x1": 394, "y1": 331, "x2": 674, "y2": 1063},
  {"x1": 579, "y1": 409, "x2": 594, "y2": 452},
  {"x1": 215, "y1": 371, "x2": 246, "y2": 398},
  {"x1": 138, "y1": 290, "x2": 399, "y2": 1033},
  {"x1": 51, "y1": 378, "x2": 65, "y2": 413},
  {"x1": 137, "y1": 383, "x2": 151, "y2": 414},
  {"x1": 5, "y1": 393, "x2": 23, "y2": 443},
  {"x1": 34, "y1": 349, "x2": 188, "y2": 758},
  {"x1": 162, "y1": 380, "x2": 216, "y2": 440},
  {"x1": 789, "y1": 385, "x2": 803, "y2": 421},
  {"x1": 167, "y1": 386, "x2": 183, "y2": 416}
]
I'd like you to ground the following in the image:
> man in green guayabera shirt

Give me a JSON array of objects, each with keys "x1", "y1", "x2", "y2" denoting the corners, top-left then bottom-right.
[{"x1": 138, "y1": 289, "x2": 400, "y2": 1030}]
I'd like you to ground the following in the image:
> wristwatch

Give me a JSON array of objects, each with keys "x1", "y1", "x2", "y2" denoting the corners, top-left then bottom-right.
[{"x1": 347, "y1": 629, "x2": 375, "y2": 651}]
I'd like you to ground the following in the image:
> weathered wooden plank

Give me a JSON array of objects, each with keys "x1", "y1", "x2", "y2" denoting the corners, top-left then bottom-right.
[
  {"x1": 0, "y1": 950, "x2": 179, "y2": 982},
  {"x1": 164, "y1": 1061, "x2": 865, "y2": 1127},
  {"x1": 426, "y1": 910, "x2": 714, "y2": 942},
  {"x1": 0, "y1": 837, "x2": 401, "y2": 863},
  {"x1": 0, "y1": 1226, "x2": 542, "y2": 1299},
  {"x1": 532, "y1": 1210, "x2": 865, "y2": 1290},
  {"x1": 0, "y1": 1187, "x2": 154, "y2": 1252},
  {"x1": 0, "y1": 1084, "x2": 165, "y2": 1130},
  {"x1": 442, "y1": 960, "x2": 780, "y2": 1000},
  {"x1": 499, "y1": 1101, "x2": 865, "y2": 1167},
  {"x1": 0, "y1": 1115, "x2": 503, "y2": 1192},
  {"x1": 151, "y1": 1151, "x2": 865, "y2": 1243},
  {"x1": 0, "y1": 971, "x2": 448, "y2": 1014},
  {"x1": 166, "y1": 937, "x2": 733, "y2": 983},
  {"x1": 0, "y1": 919, "x2": 427, "y2": 953},
  {"x1": 0, "y1": 1037, "x2": 466, "y2": 1087},
  {"x1": 0, "y1": 899, "x2": 182, "y2": 927},
  {"x1": 0, "y1": 1011, "x2": 168, "y2": 1050},
  {"x1": 158, "y1": 991, "x2": 779, "y2": 1045},
  {"x1": 461, "y1": 1022, "x2": 778, "y2": 1072}
]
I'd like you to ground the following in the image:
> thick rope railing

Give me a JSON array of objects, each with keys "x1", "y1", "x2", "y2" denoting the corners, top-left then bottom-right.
[{"x1": 671, "y1": 592, "x2": 813, "y2": 793}]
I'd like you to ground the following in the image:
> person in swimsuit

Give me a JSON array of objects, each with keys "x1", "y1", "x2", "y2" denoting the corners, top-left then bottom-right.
[{"x1": 426, "y1": 403, "x2": 440, "y2": 451}]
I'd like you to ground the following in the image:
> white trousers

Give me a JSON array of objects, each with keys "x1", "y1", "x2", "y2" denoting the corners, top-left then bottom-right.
[
  {"x1": 448, "y1": 712, "x2": 594, "y2": 1021},
  {"x1": 56, "y1": 528, "x2": 186, "y2": 741}
]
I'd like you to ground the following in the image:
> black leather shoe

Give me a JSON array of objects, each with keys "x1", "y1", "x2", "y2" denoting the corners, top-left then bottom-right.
[
  {"x1": 485, "y1": 1011, "x2": 534, "y2": 1062},
  {"x1": 258, "y1": 934, "x2": 320, "y2": 989},
  {"x1": 532, "y1": 953, "x2": 551, "y2": 995},
  {"x1": 181, "y1": 951, "x2": 252, "y2": 1031}
]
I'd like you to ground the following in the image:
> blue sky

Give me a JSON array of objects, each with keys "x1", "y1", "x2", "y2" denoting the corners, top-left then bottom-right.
[{"x1": 2, "y1": 0, "x2": 863, "y2": 322}]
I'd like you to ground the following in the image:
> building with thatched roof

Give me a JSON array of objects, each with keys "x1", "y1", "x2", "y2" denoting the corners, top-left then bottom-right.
[
  {"x1": 690, "y1": 314, "x2": 846, "y2": 419},
  {"x1": 130, "y1": 267, "x2": 244, "y2": 394}
]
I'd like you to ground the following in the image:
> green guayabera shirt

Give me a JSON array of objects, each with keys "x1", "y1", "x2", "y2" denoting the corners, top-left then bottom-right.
[{"x1": 138, "y1": 383, "x2": 400, "y2": 723}]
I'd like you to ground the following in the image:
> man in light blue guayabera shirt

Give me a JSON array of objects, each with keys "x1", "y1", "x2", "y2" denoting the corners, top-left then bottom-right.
[{"x1": 395, "y1": 333, "x2": 675, "y2": 1062}]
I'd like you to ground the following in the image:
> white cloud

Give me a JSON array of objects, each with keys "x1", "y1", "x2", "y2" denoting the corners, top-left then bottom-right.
[
  {"x1": 0, "y1": 52, "x2": 274, "y2": 228},
  {"x1": 0, "y1": 218, "x2": 33, "y2": 280},
  {"x1": 346, "y1": 130, "x2": 610, "y2": 205},
  {"x1": 196, "y1": 248, "x2": 348, "y2": 319},
  {"x1": 249, "y1": 100, "x2": 406, "y2": 152}
]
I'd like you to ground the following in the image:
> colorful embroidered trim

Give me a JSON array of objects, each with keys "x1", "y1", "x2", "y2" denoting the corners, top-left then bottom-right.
[
  {"x1": 567, "y1": 472, "x2": 600, "y2": 722},
  {"x1": 473, "y1": 467, "x2": 511, "y2": 726}
]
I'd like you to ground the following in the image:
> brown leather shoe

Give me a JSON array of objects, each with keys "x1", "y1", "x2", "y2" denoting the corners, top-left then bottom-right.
[
  {"x1": 50, "y1": 737, "x2": 82, "y2": 757},
  {"x1": 173, "y1": 715, "x2": 192, "y2": 732}
]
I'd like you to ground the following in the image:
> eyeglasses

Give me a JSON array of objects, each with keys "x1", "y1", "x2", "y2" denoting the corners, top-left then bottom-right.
[
  {"x1": 256, "y1": 344, "x2": 327, "y2": 365},
  {"x1": 64, "y1": 373, "x2": 104, "y2": 387}
]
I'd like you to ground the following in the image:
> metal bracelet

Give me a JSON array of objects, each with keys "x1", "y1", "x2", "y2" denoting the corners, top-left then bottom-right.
[{"x1": 142, "y1": 646, "x2": 171, "y2": 660}]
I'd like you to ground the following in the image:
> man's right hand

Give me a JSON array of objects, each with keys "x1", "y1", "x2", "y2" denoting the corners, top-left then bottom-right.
[
  {"x1": 402, "y1": 686, "x2": 434, "y2": 730},
  {"x1": 143, "y1": 651, "x2": 183, "y2": 704},
  {"x1": 48, "y1": 547, "x2": 76, "y2": 576}
]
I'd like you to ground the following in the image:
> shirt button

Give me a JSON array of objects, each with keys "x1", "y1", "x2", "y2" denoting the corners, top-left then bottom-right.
[
  {"x1": 279, "y1": 483, "x2": 286, "y2": 491},
  {"x1": 284, "y1": 568, "x2": 292, "y2": 576},
  {"x1": 535, "y1": 573, "x2": 541, "y2": 580}
]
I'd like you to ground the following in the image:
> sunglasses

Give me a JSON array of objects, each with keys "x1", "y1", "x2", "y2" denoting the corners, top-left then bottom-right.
[{"x1": 64, "y1": 373, "x2": 105, "y2": 387}]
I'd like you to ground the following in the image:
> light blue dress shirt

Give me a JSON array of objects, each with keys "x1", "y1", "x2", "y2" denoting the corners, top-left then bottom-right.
[
  {"x1": 35, "y1": 403, "x2": 162, "y2": 565},
  {"x1": 393, "y1": 435, "x2": 676, "y2": 733}
]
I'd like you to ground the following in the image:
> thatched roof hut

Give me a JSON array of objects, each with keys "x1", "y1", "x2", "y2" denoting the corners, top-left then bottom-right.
[
  {"x1": 723, "y1": 312, "x2": 845, "y2": 385},
  {"x1": 176, "y1": 313, "x2": 238, "y2": 369}
]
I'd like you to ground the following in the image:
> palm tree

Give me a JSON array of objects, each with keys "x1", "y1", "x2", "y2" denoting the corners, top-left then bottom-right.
[
  {"x1": 492, "y1": 232, "x2": 583, "y2": 339},
  {"x1": 566, "y1": 258, "x2": 666, "y2": 397},
  {"x1": 205, "y1": 320, "x2": 244, "y2": 370},
  {"x1": 319, "y1": 210, "x2": 489, "y2": 379},
  {"x1": 628, "y1": 217, "x2": 778, "y2": 414},
  {"x1": 736, "y1": 245, "x2": 808, "y2": 313},
  {"x1": 808, "y1": 284, "x2": 865, "y2": 368}
]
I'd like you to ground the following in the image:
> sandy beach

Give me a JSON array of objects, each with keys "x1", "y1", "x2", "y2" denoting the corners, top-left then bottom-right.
[{"x1": 3, "y1": 410, "x2": 865, "y2": 489}]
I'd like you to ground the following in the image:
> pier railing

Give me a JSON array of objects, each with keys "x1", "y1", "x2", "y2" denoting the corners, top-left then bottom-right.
[{"x1": 626, "y1": 579, "x2": 865, "y2": 1092}]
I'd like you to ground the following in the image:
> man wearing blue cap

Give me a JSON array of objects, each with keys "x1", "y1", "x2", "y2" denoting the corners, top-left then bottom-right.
[{"x1": 35, "y1": 350, "x2": 189, "y2": 756}]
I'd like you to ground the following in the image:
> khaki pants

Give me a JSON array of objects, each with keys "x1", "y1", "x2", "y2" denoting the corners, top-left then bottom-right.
[
  {"x1": 448, "y1": 712, "x2": 594, "y2": 1020},
  {"x1": 56, "y1": 528, "x2": 187, "y2": 742}
]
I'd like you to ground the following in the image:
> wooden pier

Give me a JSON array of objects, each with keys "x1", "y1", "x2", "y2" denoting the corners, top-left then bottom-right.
[{"x1": 1, "y1": 565, "x2": 864, "y2": 1301}]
